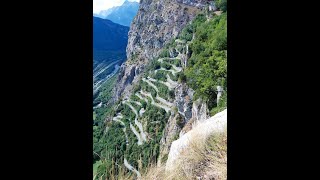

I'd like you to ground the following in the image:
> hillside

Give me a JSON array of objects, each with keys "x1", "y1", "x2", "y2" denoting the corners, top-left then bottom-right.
[
  {"x1": 113, "y1": 0, "x2": 209, "y2": 103},
  {"x1": 93, "y1": 0, "x2": 227, "y2": 179},
  {"x1": 93, "y1": 16, "x2": 129, "y2": 96}
]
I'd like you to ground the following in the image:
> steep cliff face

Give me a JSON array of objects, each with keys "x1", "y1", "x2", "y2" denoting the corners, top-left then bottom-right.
[
  {"x1": 127, "y1": 0, "x2": 207, "y2": 61},
  {"x1": 113, "y1": 0, "x2": 209, "y2": 103},
  {"x1": 158, "y1": 86, "x2": 209, "y2": 165},
  {"x1": 175, "y1": 83, "x2": 194, "y2": 122}
]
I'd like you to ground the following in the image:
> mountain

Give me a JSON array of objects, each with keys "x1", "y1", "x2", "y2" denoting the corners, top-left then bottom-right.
[
  {"x1": 93, "y1": 16, "x2": 129, "y2": 96},
  {"x1": 93, "y1": 0, "x2": 227, "y2": 179},
  {"x1": 94, "y1": 0, "x2": 139, "y2": 27},
  {"x1": 93, "y1": 16, "x2": 129, "y2": 51},
  {"x1": 115, "y1": 0, "x2": 208, "y2": 102}
]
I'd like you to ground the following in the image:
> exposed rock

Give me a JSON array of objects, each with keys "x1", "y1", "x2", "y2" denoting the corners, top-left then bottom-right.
[
  {"x1": 158, "y1": 83, "x2": 195, "y2": 166},
  {"x1": 112, "y1": 64, "x2": 137, "y2": 102},
  {"x1": 112, "y1": 0, "x2": 208, "y2": 103},
  {"x1": 127, "y1": 0, "x2": 207, "y2": 62},
  {"x1": 192, "y1": 98, "x2": 209, "y2": 123},
  {"x1": 179, "y1": 98, "x2": 209, "y2": 136},
  {"x1": 157, "y1": 113, "x2": 181, "y2": 166},
  {"x1": 217, "y1": 86, "x2": 223, "y2": 104},
  {"x1": 166, "y1": 109, "x2": 227, "y2": 171},
  {"x1": 175, "y1": 83, "x2": 194, "y2": 123},
  {"x1": 176, "y1": 0, "x2": 208, "y2": 7}
]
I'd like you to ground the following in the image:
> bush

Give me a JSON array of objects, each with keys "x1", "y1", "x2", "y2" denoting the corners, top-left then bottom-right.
[
  {"x1": 168, "y1": 72, "x2": 178, "y2": 81},
  {"x1": 169, "y1": 90, "x2": 175, "y2": 99},
  {"x1": 174, "y1": 59, "x2": 181, "y2": 67},
  {"x1": 176, "y1": 114, "x2": 184, "y2": 129},
  {"x1": 133, "y1": 84, "x2": 141, "y2": 93},
  {"x1": 215, "y1": 0, "x2": 227, "y2": 12},
  {"x1": 177, "y1": 72, "x2": 186, "y2": 83},
  {"x1": 151, "y1": 60, "x2": 161, "y2": 70},
  {"x1": 210, "y1": 92, "x2": 227, "y2": 116},
  {"x1": 161, "y1": 62, "x2": 172, "y2": 70},
  {"x1": 141, "y1": 101, "x2": 147, "y2": 109},
  {"x1": 159, "y1": 49, "x2": 170, "y2": 58}
]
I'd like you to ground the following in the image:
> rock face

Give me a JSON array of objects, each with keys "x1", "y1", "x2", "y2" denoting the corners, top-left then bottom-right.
[
  {"x1": 166, "y1": 109, "x2": 227, "y2": 171},
  {"x1": 192, "y1": 98, "x2": 209, "y2": 123},
  {"x1": 158, "y1": 83, "x2": 200, "y2": 165},
  {"x1": 175, "y1": 83, "x2": 194, "y2": 123},
  {"x1": 158, "y1": 114, "x2": 181, "y2": 166},
  {"x1": 113, "y1": 64, "x2": 136, "y2": 101},
  {"x1": 127, "y1": 0, "x2": 207, "y2": 62},
  {"x1": 112, "y1": 0, "x2": 208, "y2": 102}
]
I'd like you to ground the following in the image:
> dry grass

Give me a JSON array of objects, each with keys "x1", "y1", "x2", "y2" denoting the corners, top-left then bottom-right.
[
  {"x1": 141, "y1": 165, "x2": 166, "y2": 180},
  {"x1": 141, "y1": 128, "x2": 227, "y2": 180}
]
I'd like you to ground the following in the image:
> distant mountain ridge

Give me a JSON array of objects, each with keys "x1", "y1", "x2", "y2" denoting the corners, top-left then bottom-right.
[
  {"x1": 94, "y1": 0, "x2": 139, "y2": 27},
  {"x1": 93, "y1": 16, "x2": 129, "y2": 51}
]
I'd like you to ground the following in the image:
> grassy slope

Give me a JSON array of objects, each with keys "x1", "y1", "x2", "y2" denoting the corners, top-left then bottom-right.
[{"x1": 141, "y1": 129, "x2": 227, "y2": 180}]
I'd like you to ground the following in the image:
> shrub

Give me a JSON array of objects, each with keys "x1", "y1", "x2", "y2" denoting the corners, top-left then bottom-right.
[
  {"x1": 215, "y1": 0, "x2": 227, "y2": 12},
  {"x1": 161, "y1": 62, "x2": 172, "y2": 70},
  {"x1": 159, "y1": 49, "x2": 170, "y2": 58},
  {"x1": 185, "y1": 13, "x2": 227, "y2": 109},
  {"x1": 151, "y1": 60, "x2": 161, "y2": 70},
  {"x1": 177, "y1": 72, "x2": 186, "y2": 83},
  {"x1": 176, "y1": 114, "x2": 185, "y2": 128}
]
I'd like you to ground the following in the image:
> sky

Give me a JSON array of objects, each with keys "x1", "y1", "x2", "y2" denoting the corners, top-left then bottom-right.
[{"x1": 93, "y1": 0, "x2": 140, "y2": 14}]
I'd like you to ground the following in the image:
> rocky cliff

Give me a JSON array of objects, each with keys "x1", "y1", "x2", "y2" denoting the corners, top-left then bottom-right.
[
  {"x1": 166, "y1": 109, "x2": 227, "y2": 171},
  {"x1": 112, "y1": 0, "x2": 210, "y2": 103}
]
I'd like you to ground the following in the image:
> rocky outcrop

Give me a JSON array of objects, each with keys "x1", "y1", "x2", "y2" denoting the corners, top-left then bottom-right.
[
  {"x1": 166, "y1": 109, "x2": 227, "y2": 171},
  {"x1": 178, "y1": 98, "x2": 209, "y2": 135},
  {"x1": 157, "y1": 114, "x2": 181, "y2": 166},
  {"x1": 127, "y1": 0, "x2": 208, "y2": 62},
  {"x1": 192, "y1": 98, "x2": 209, "y2": 123},
  {"x1": 176, "y1": 0, "x2": 208, "y2": 7},
  {"x1": 175, "y1": 83, "x2": 194, "y2": 123},
  {"x1": 112, "y1": 64, "x2": 135, "y2": 102},
  {"x1": 158, "y1": 82, "x2": 197, "y2": 166},
  {"x1": 112, "y1": 0, "x2": 209, "y2": 103}
]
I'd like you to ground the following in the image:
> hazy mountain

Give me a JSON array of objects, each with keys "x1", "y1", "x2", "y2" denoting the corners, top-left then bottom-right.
[{"x1": 94, "y1": 0, "x2": 139, "y2": 27}]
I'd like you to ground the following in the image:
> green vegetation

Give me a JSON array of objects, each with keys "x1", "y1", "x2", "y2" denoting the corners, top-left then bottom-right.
[
  {"x1": 151, "y1": 59, "x2": 161, "y2": 70},
  {"x1": 161, "y1": 61, "x2": 172, "y2": 70},
  {"x1": 93, "y1": 50, "x2": 126, "y2": 83},
  {"x1": 141, "y1": 81, "x2": 157, "y2": 97},
  {"x1": 93, "y1": 98, "x2": 170, "y2": 179},
  {"x1": 159, "y1": 49, "x2": 170, "y2": 58},
  {"x1": 93, "y1": 74, "x2": 118, "y2": 106},
  {"x1": 151, "y1": 71, "x2": 167, "y2": 81},
  {"x1": 185, "y1": 12, "x2": 227, "y2": 110},
  {"x1": 177, "y1": 72, "x2": 187, "y2": 83},
  {"x1": 153, "y1": 81, "x2": 170, "y2": 99},
  {"x1": 93, "y1": 5, "x2": 227, "y2": 179},
  {"x1": 163, "y1": 58, "x2": 181, "y2": 67},
  {"x1": 215, "y1": 0, "x2": 227, "y2": 12},
  {"x1": 176, "y1": 114, "x2": 185, "y2": 129},
  {"x1": 93, "y1": 74, "x2": 118, "y2": 128},
  {"x1": 210, "y1": 92, "x2": 227, "y2": 116}
]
